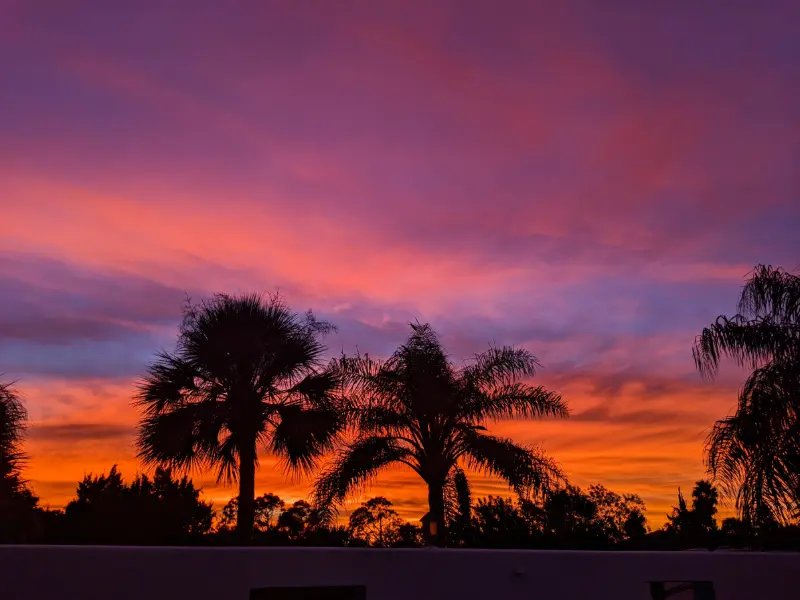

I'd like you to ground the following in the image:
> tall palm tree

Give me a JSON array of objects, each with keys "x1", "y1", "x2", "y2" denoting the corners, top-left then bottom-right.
[
  {"x1": 136, "y1": 293, "x2": 345, "y2": 542},
  {"x1": 693, "y1": 264, "x2": 800, "y2": 524},
  {"x1": 313, "y1": 323, "x2": 568, "y2": 546}
]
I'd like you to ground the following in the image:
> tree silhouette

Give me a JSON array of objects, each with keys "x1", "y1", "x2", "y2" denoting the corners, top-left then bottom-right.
[
  {"x1": 347, "y1": 496, "x2": 404, "y2": 547},
  {"x1": 276, "y1": 500, "x2": 315, "y2": 540},
  {"x1": 665, "y1": 480, "x2": 719, "y2": 548},
  {"x1": 445, "y1": 467, "x2": 473, "y2": 546},
  {"x1": 0, "y1": 380, "x2": 27, "y2": 486},
  {"x1": 690, "y1": 480, "x2": 719, "y2": 533},
  {"x1": 393, "y1": 522, "x2": 424, "y2": 547},
  {"x1": 533, "y1": 486, "x2": 631, "y2": 548},
  {"x1": 62, "y1": 465, "x2": 214, "y2": 544},
  {"x1": 471, "y1": 496, "x2": 535, "y2": 548},
  {"x1": 218, "y1": 493, "x2": 285, "y2": 532},
  {"x1": 0, "y1": 380, "x2": 41, "y2": 543},
  {"x1": 136, "y1": 293, "x2": 345, "y2": 542},
  {"x1": 586, "y1": 485, "x2": 648, "y2": 545},
  {"x1": 467, "y1": 485, "x2": 648, "y2": 549},
  {"x1": 694, "y1": 265, "x2": 800, "y2": 523},
  {"x1": 314, "y1": 323, "x2": 568, "y2": 546}
]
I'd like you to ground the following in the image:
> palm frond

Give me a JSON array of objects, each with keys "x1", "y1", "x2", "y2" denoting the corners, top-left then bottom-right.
[
  {"x1": 268, "y1": 404, "x2": 345, "y2": 475},
  {"x1": 134, "y1": 352, "x2": 203, "y2": 415},
  {"x1": 462, "y1": 346, "x2": 541, "y2": 387},
  {"x1": 693, "y1": 316, "x2": 798, "y2": 377},
  {"x1": 694, "y1": 265, "x2": 800, "y2": 378},
  {"x1": 705, "y1": 361, "x2": 800, "y2": 524},
  {"x1": 458, "y1": 429, "x2": 563, "y2": 499},
  {"x1": 284, "y1": 371, "x2": 340, "y2": 407},
  {"x1": 354, "y1": 404, "x2": 412, "y2": 435},
  {"x1": 312, "y1": 436, "x2": 414, "y2": 517},
  {"x1": 738, "y1": 265, "x2": 800, "y2": 324},
  {"x1": 136, "y1": 400, "x2": 230, "y2": 479},
  {"x1": 0, "y1": 379, "x2": 27, "y2": 471},
  {"x1": 460, "y1": 382, "x2": 568, "y2": 421},
  {"x1": 331, "y1": 352, "x2": 412, "y2": 422}
]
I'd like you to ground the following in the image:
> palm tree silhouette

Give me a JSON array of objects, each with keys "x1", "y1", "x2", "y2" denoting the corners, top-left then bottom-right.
[
  {"x1": 693, "y1": 265, "x2": 800, "y2": 524},
  {"x1": 135, "y1": 293, "x2": 345, "y2": 542},
  {"x1": 1, "y1": 379, "x2": 41, "y2": 543},
  {"x1": 0, "y1": 379, "x2": 27, "y2": 485},
  {"x1": 314, "y1": 323, "x2": 568, "y2": 546}
]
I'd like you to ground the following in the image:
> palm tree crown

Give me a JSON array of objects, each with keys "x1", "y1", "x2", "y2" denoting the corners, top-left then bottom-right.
[
  {"x1": 693, "y1": 265, "x2": 800, "y2": 524},
  {"x1": 135, "y1": 293, "x2": 345, "y2": 540},
  {"x1": 313, "y1": 323, "x2": 568, "y2": 545}
]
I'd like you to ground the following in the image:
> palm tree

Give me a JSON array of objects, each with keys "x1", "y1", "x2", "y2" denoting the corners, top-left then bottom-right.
[
  {"x1": 135, "y1": 293, "x2": 345, "y2": 542},
  {"x1": 0, "y1": 379, "x2": 27, "y2": 486},
  {"x1": 0, "y1": 379, "x2": 41, "y2": 543},
  {"x1": 693, "y1": 265, "x2": 800, "y2": 524},
  {"x1": 313, "y1": 323, "x2": 568, "y2": 546}
]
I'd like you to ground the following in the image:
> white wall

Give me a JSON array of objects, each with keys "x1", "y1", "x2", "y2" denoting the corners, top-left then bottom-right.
[{"x1": 0, "y1": 546, "x2": 796, "y2": 600}]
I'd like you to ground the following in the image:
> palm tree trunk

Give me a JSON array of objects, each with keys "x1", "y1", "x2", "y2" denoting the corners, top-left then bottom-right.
[
  {"x1": 427, "y1": 481, "x2": 447, "y2": 547},
  {"x1": 236, "y1": 440, "x2": 257, "y2": 544}
]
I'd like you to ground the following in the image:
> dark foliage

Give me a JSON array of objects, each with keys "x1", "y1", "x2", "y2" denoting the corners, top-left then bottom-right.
[
  {"x1": 347, "y1": 496, "x2": 406, "y2": 547},
  {"x1": 694, "y1": 265, "x2": 800, "y2": 523},
  {"x1": 314, "y1": 323, "x2": 567, "y2": 546},
  {"x1": 135, "y1": 293, "x2": 345, "y2": 541},
  {"x1": 0, "y1": 380, "x2": 42, "y2": 543},
  {"x1": 663, "y1": 480, "x2": 719, "y2": 549},
  {"x1": 218, "y1": 493, "x2": 285, "y2": 532},
  {"x1": 53, "y1": 466, "x2": 214, "y2": 545},
  {"x1": 449, "y1": 484, "x2": 648, "y2": 549}
]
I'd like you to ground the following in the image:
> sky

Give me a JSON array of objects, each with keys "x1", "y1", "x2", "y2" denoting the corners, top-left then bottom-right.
[{"x1": 1, "y1": 0, "x2": 799, "y2": 526}]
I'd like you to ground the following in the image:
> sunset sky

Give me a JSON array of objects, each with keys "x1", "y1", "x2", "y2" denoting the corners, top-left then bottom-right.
[{"x1": 1, "y1": 1, "x2": 799, "y2": 525}]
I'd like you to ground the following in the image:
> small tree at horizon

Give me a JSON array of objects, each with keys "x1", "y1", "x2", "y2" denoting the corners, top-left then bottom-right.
[
  {"x1": 218, "y1": 493, "x2": 285, "y2": 532},
  {"x1": 347, "y1": 496, "x2": 404, "y2": 547},
  {"x1": 665, "y1": 480, "x2": 719, "y2": 548}
]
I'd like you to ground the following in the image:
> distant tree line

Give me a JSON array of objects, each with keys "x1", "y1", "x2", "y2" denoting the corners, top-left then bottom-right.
[
  {"x1": 1, "y1": 263, "x2": 799, "y2": 548},
  {"x1": 3, "y1": 461, "x2": 800, "y2": 550}
]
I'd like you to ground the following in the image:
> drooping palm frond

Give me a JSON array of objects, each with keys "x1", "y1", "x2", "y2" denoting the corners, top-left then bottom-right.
[
  {"x1": 268, "y1": 403, "x2": 345, "y2": 476},
  {"x1": 695, "y1": 265, "x2": 800, "y2": 522},
  {"x1": 329, "y1": 353, "x2": 406, "y2": 417},
  {"x1": 312, "y1": 436, "x2": 415, "y2": 523},
  {"x1": 458, "y1": 429, "x2": 564, "y2": 499},
  {"x1": 705, "y1": 361, "x2": 800, "y2": 524},
  {"x1": 693, "y1": 265, "x2": 800, "y2": 378},
  {"x1": 459, "y1": 381, "x2": 568, "y2": 422},
  {"x1": 0, "y1": 380, "x2": 27, "y2": 475},
  {"x1": 285, "y1": 371, "x2": 341, "y2": 408},
  {"x1": 137, "y1": 399, "x2": 231, "y2": 478},
  {"x1": 738, "y1": 265, "x2": 800, "y2": 324},
  {"x1": 462, "y1": 346, "x2": 541, "y2": 386},
  {"x1": 694, "y1": 316, "x2": 798, "y2": 377}
]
